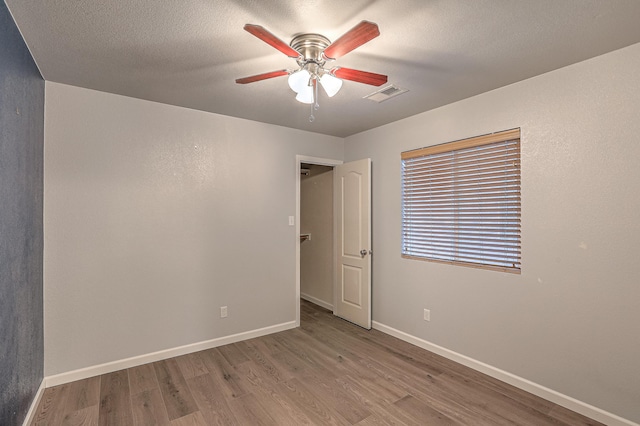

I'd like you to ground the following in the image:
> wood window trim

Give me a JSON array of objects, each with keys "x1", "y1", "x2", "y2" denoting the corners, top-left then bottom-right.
[{"x1": 402, "y1": 129, "x2": 521, "y2": 160}]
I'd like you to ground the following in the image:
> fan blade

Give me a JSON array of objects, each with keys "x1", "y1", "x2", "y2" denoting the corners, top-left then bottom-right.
[
  {"x1": 323, "y1": 21, "x2": 380, "y2": 60},
  {"x1": 244, "y1": 24, "x2": 300, "y2": 58},
  {"x1": 236, "y1": 70, "x2": 289, "y2": 84},
  {"x1": 332, "y1": 67, "x2": 387, "y2": 86}
]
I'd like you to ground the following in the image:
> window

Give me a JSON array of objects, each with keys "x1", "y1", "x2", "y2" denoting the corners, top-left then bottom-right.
[{"x1": 401, "y1": 129, "x2": 521, "y2": 273}]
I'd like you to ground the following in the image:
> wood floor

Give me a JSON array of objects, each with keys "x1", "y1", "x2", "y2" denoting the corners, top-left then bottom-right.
[{"x1": 31, "y1": 300, "x2": 603, "y2": 425}]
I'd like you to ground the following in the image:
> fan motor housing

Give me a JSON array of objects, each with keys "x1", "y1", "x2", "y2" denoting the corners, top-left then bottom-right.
[{"x1": 290, "y1": 33, "x2": 330, "y2": 66}]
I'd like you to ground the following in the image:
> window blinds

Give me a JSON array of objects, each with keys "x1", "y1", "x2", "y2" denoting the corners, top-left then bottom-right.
[{"x1": 401, "y1": 129, "x2": 521, "y2": 273}]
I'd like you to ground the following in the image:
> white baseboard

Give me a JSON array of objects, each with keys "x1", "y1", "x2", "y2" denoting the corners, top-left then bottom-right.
[
  {"x1": 44, "y1": 321, "x2": 296, "y2": 388},
  {"x1": 300, "y1": 293, "x2": 333, "y2": 311},
  {"x1": 22, "y1": 379, "x2": 45, "y2": 426},
  {"x1": 372, "y1": 321, "x2": 638, "y2": 426}
]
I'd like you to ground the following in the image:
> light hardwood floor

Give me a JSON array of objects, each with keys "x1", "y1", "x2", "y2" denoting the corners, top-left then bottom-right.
[{"x1": 31, "y1": 300, "x2": 603, "y2": 425}]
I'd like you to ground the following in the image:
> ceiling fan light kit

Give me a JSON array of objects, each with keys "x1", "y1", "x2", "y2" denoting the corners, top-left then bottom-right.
[
  {"x1": 320, "y1": 73, "x2": 342, "y2": 97},
  {"x1": 287, "y1": 68, "x2": 310, "y2": 93},
  {"x1": 236, "y1": 21, "x2": 388, "y2": 121},
  {"x1": 295, "y1": 83, "x2": 314, "y2": 104}
]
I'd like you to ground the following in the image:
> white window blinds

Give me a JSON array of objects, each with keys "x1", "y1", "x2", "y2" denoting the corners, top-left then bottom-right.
[{"x1": 401, "y1": 129, "x2": 521, "y2": 273}]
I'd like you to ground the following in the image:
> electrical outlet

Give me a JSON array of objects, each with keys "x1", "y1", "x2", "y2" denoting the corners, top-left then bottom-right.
[
  {"x1": 423, "y1": 308, "x2": 430, "y2": 321},
  {"x1": 220, "y1": 306, "x2": 228, "y2": 318}
]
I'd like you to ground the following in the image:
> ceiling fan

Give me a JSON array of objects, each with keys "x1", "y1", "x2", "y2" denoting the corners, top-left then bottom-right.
[{"x1": 236, "y1": 21, "x2": 388, "y2": 121}]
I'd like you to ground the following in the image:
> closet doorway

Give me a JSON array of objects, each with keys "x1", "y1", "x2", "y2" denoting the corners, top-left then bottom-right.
[
  {"x1": 295, "y1": 156, "x2": 340, "y2": 325},
  {"x1": 296, "y1": 156, "x2": 341, "y2": 325},
  {"x1": 295, "y1": 155, "x2": 372, "y2": 329},
  {"x1": 300, "y1": 162, "x2": 335, "y2": 311}
]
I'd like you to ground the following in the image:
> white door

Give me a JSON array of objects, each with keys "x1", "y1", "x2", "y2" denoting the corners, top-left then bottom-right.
[{"x1": 334, "y1": 158, "x2": 372, "y2": 329}]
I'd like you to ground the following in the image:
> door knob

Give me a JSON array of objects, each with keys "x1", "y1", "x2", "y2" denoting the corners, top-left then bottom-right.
[{"x1": 360, "y1": 249, "x2": 368, "y2": 257}]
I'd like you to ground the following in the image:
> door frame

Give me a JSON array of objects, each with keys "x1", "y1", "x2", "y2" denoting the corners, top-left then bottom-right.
[{"x1": 295, "y1": 155, "x2": 343, "y2": 326}]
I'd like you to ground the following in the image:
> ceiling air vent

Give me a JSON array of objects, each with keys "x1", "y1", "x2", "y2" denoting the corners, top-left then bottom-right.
[{"x1": 364, "y1": 85, "x2": 408, "y2": 103}]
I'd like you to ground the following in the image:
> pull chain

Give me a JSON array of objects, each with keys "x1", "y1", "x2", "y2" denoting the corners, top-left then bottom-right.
[{"x1": 309, "y1": 78, "x2": 319, "y2": 122}]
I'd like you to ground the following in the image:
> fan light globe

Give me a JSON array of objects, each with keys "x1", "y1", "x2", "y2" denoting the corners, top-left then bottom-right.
[
  {"x1": 288, "y1": 69, "x2": 311, "y2": 93},
  {"x1": 320, "y1": 74, "x2": 343, "y2": 97},
  {"x1": 295, "y1": 84, "x2": 314, "y2": 104}
]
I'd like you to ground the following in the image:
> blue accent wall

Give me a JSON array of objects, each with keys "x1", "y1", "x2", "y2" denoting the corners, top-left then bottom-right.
[{"x1": 0, "y1": 1, "x2": 45, "y2": 425}]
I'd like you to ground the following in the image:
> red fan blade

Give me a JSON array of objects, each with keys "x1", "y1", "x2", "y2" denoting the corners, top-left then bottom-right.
[
  {"x1": 332, "y1": 67, "x2": 387, "y2": 86},
  {"x1": 236, "y1": 70, "x2": 289, "y2": 84},
  {"x1": 244, "y1": 24, "x2": 300, "y2": 58},
  {"x1": 323, "y1": 21, "x2": 380, "y2": 60}
]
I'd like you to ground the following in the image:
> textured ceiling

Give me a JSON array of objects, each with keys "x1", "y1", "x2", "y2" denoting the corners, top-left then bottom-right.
[{"x1": 6, "y1": 0, "x2": 640, "y2": 137}]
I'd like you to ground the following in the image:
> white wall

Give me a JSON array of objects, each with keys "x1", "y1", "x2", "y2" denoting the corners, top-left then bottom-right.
[
  {"x1": 300, "y1": 165, "x2": 334, "y2": 308},
  {"x1": 344, "y1": 43, "x2": 640, "y2": 423},
  {"x1": 44, "y1": 82, "x2": 343, "y2": 377}
]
